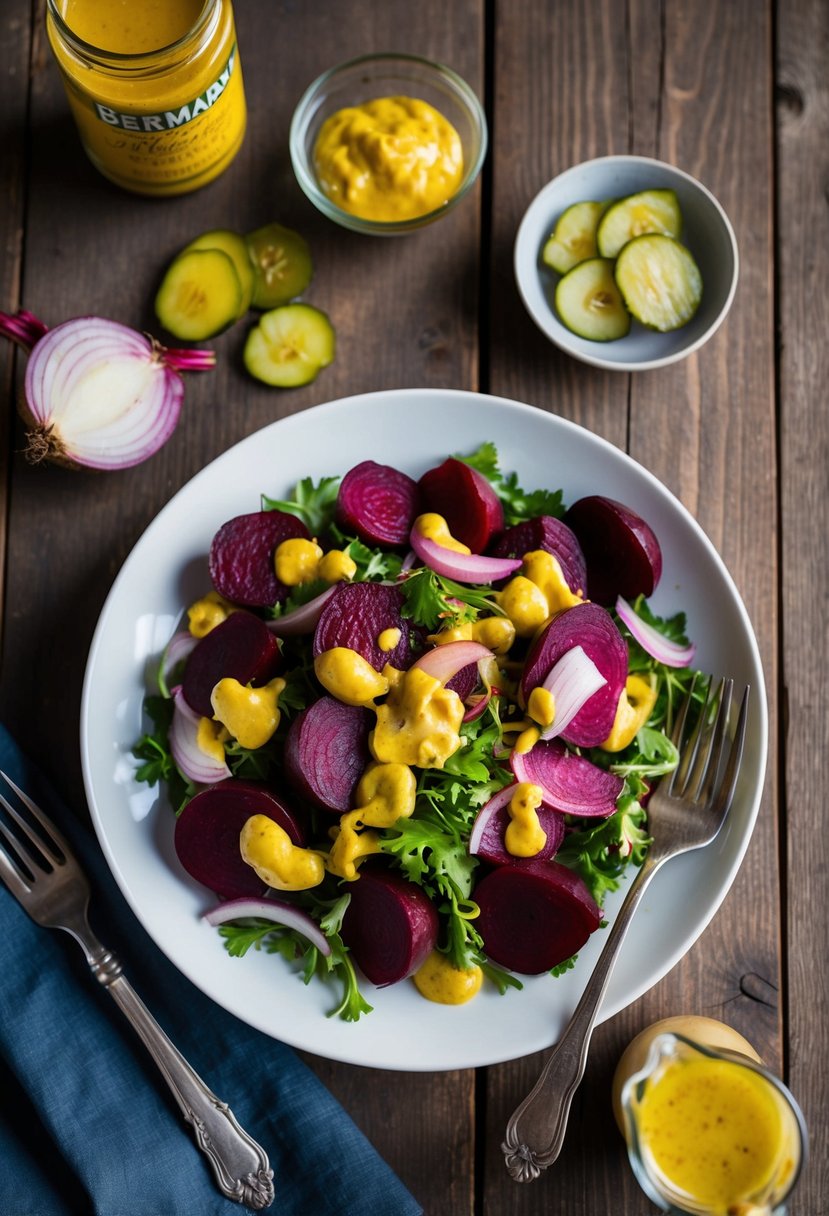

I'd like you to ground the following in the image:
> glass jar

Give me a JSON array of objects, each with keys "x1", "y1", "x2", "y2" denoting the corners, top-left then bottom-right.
[
  {"x1": 46, "y1": 0, "x2": 246, "y2": 196},
  {"x1": 620, "y1": 1032, "x2": 807, "y2": 1215}
]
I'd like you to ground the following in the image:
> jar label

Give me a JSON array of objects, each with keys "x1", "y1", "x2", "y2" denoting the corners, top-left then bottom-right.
[{"x1": 93, "y1": 45, "x2": 238, "y2": 133}]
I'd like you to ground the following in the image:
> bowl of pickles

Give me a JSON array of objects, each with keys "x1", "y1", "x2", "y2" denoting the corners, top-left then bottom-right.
[{"x1": 513, "y1": 155, "x2": 738, "y2": 371}]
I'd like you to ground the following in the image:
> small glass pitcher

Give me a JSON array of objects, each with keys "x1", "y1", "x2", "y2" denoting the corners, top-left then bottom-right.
[{"x1": 620, "y1": 1033, "x2": 808, "y2": 1215}]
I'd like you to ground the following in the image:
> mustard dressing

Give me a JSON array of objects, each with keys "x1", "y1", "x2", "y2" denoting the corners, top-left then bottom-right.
[
  {"x1": 327, "y1": 762, "x2": 417, "y2": 880},
  {"x1": 240, "y1": 814, "x2": 325, "y2": 891},
  {"x1": 413, "y1": 513, "x2": 471, "y2": 554},
  {"x1": 600, "y1": 673, "x2": 658, "y2": 752},
  {"x1": 314, "y1": 647, "x2": 390, "y2": 707},
  {"x1": 187, "y1": 590, "x2": 234, "y2": 638},
  {"x1": 498, "y1": 550, "x2": 584, "y2": 638},
  {"x1": 414, "y1": 951, "x2": 483, "y2": 1005},
  {"x1": 313, "y1": 97, "x2": 464, "y2": 223},
  {"x1": 371, "y1": 666, "x2": 464, "y2": 769},
  {"x1": 210, "y1": 676, "x2": 285, "y2": 750},
  {"x1": 274, "y1": 537, "x2": 356, "y2": 586},
  {"x1": 504, "y1": 782, "x2": 547, "y2": 857}
]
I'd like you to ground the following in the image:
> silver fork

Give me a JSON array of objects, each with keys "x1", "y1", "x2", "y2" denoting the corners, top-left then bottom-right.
[
  {"x1": 502, "y1": 676, "x2": 750, "y2": 1183},
  {"x1": 0, "y1": 770, "x2": 275, "y2": 1210}
]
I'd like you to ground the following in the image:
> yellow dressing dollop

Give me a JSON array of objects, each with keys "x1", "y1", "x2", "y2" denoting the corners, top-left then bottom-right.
[
  {"x1": 498, "y1": 550, "x2": 584, "y2": 638},
  {"x1": 210, "y1": 676, "x2": 285, "y2": 750},
  {"x1": 187, "y1": 590, "x2": 234, "y2": 638},
  {"x1": 240, "y1": 814, "x2": 324, "y2": 891},
  {"x1": 377, "y1": 627, "x2": 402, "y2": 652},
  {"x1": 413, "y1": 513, "x2": 471, "y2": 554},
  {"x1": 526, "y1": 685, "x2": 556, "y2": 729},
  {"x1": 196, "y1": 715, "x2": 230, "y2": 763},
  {"x1": 601, "y1": 673, "x2": 658, "y2": 752},
  {"x1": 371, "y1": 666, "x2": 464, "y2": 769},
  {"x1": 504, "y1": 781, "x2": 547, "y2": 857},
  {"x1": 274, "y1": 537, "x2": 355, "y2": 586},
  {"x1": 327, "y1": 762, "x2": 417, "y2": 880},
  {"x1": 314, "y1": 647, "x2": 390, "y2": 707},
  {"x1": 313, "y1": 96, "x2": 464, "y2": 223},
  {"x1": 318, "y1": 548, "x2": 357, "y2": 582},
  {"x1": 414, "y1": 951, "x2": 483, "y2": 1005}
]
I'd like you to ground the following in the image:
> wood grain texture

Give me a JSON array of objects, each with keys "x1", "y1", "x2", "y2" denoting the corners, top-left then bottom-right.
[{"x1": 776, "y1": 0, "x2": 829, "y2": 1210}]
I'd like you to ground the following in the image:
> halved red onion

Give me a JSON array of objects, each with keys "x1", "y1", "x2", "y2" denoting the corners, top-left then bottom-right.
[
  {"x1": 409, "y1": 527, "x2": 521, "y2": 584},
  {"x1": 159, "y1": 630, "x2": 198, "y2": 695},
  {"x1": 411, "y1": 640, "x2": 493, "y2": 686},
  {"x1": 203, "y1": 896, "x2": 331, "y2": 956},
  {"x1": 267, "y1": 586, "x2": 337, "y2": 636},
  {"x1": 615, "y1": 596, "x2": 696, "y2": 667},
  {"x1": 3, "y1": 312, "x2": 214, "y2": 470},
  {"x1": 169, "y1": 685, "x2": 231, "y2": 785},
  {"x1": 537, "y1": 645, "x2": 607, "y2": 741}
]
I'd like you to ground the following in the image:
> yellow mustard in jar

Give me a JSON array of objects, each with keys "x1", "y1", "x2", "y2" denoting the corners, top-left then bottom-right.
[
  {"x1": 313, "y1": 96, "x2": 464, "y2": 223},
  {"x1": 46, "y1": 0, "x2": 246, "y2": 196}
]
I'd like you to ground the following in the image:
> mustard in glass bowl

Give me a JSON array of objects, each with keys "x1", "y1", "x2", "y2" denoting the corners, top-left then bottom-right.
[{"x1": 620, "y1": 1031, "x2": 808, "y2": 1215}]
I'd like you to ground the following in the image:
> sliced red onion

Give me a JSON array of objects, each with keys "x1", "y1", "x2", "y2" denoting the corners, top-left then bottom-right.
[
  {"x1": 615, "y1": 596, "x2": 696, "y2": 667},
  {"x1": 463, "y1": 686, "x2": 493, "y2": 723},
  {"x1": 1, "y1": 311, "x2": 214, "y2": 470},
  {"x1": 537, "y1": 645, "x2": 607, "y2": 741},
  {"x1": 409, "y1": 527, "x2": 521, "y2": 584},
  {"x1": 170, "y1": 685, "x2": 230, "y2": 785},
  {"x1": 399, "y1": 549, "x2": 417, "y2": 575},
  {"x1": 468, "y1": 783, "x2": 515, "y2": 855},
  {"x1": 411, "y1": 640, "x2": 493, "y2": 686},
  {"x1": 267, "y1": 586, "x2": 337, "y2": 636},
  {"x1": 203, "y1": 896, "x2": 331, "y2": 956},
  {"x1": 159, "y1": 630, "x2": 198, "y2": 696}
]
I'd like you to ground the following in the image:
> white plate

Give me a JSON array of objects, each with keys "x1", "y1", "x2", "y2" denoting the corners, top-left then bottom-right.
[{"x1": 81, "y1": 388, "x2": 767, "y2": 1072}]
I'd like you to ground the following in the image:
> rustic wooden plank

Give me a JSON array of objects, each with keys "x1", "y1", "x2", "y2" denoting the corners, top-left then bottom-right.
[
  {"x1": 776, "y1": 0, "x2": 829, "y2": 1208},
  {"x1": 484, "y1": 1, "x2": 780, "y2": 1212},
  {"x1": 0, "y1": 5, "x2": 485, "y2": 1214}
]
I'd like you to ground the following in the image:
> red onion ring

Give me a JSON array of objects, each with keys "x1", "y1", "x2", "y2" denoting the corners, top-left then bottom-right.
[
  {"x1": 615, "y1": 596, "x2": 696, "y2": 667},
  {"x1": 203, "y1": 897, "x2": 331, "y2": 955}
]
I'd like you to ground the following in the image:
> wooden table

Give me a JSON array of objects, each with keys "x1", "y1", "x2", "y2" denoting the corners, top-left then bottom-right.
[{"x1": 2, "y1": 1, "x2": 826, "y2": 1212}]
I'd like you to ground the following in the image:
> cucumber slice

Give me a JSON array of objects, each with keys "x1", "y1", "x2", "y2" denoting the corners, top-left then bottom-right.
[
  {"x1": 246, "y1": 223, "x2": 313, "y2": 309},
  {"x1": 596, "y1": 189, "x2": 682, "y2": 258},
  {"x1": 244, "y1": 303, "x2": 335, "y2": 387},
  {"x1": 183, "y1": 228, "x2": 254, "y2": 317},
  {"x1": 555, "y1": 257, "x2": 631, "y2": 342},
  {"x1": 542, "y1": 200, "x2": 610, "y2": 275},
  {"x1": 154, "y1": 248, "x2": 242, "y2": 340},
  {"x1": 614, "y1": 235, "x2": 702, "y2": 331}
]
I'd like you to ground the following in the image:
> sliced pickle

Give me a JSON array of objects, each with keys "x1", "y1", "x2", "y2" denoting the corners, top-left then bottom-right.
[
  {"x1": 246, "y1": 222, "x2": 313, "y2": 309},
  {"x1": 154, "y1": 248, "x2": 242, "y2": 340},
  {"x1": 243, "y1": 303, "x2": 335, "y2": 387},
  {"x1": 183, "y1": 228, "x2": 255, "y2": 317},
  {"x1": 555, "y1": 257, "x2": 631, "y2": 342},
  {"x1": 614, "y1": 234, "x2": 702, "y2": 331},
  {"x1": 596, "y1": 189, "x2": 682, "y2": 259},
  {"x1": 542, "y1": 200, "x2": 610, "y2": 275}
]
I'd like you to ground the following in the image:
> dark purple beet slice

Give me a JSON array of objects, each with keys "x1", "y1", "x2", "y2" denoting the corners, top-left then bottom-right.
[
  {"x1": 488, "y1": 515, "x2": 587, "y2": 595},
  {"x1": 209, "y1": 510, "x2": 310, "y2": 608},
  {"x1": 563, "y1": 495, "x2": 663, "y2": 605},
  {"x1": 283, "y1": 696, "x2": 373, "y2": 813},
  {"x1": 417, "y1": 457, "x2": 504, "y2": 553},
  {"x1": 312, "y1": 582, "x2": 426, "y2": 671},
  {"x1": 511, "y1": 739, "x2": 623, "y2": 817},
  {"x1": 470, "y1": 788, "x2": 566, "y2": 866},
  {"x1": 335, "y1": 460, "x2": 420, "y2": 548},
  {"x1": 520, "y1": 602, "x2": 627, "y2": 748},
  {"x1": 475, "y1": 860, "x2": 601, "y2": 974},
  {"x1": 182, "y1": 611, "x2": 282, "y2": 717},
  {"x1": 340, "y1": 867, "x2": 439, "y2": 986},
  {"x1": 174, "y1": 779, "x2": 306, "y2": 900},
  {"x1": 445, "y1": 661, "x2": 479, "y2": 701}
]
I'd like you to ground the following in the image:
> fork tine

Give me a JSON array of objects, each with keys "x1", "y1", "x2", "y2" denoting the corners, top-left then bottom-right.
[
  {"x1": 710, "y1": 685, "x2": 750, "y2": 820},
  {"x1": 0, "y1": 770, "x2": 68, "y2": 867},
  {"x1": 0, "y1": 813, "x2": 45, "y2": 883},
  {"x1": 665, "y1": 673, "x2": 700, "y2": 795},
  {"x1": 672, "y1": 675, "x2": 718, "y2": 798},
  {"x1": 686, "y1": 678, "x2": 733, "y2": 803},
  {"x1": 696, "y1": 679, "x2": 734, "y2": 804},
  {"x1": 0, "y1": 828, "x2": 34, "y2": 898}
]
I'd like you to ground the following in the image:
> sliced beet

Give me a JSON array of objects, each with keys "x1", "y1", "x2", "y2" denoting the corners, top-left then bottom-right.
[
  {"x1": 340, "y1": 867, "x2": 439, "y2": 986},
  {"x1": 417, "y1": 457, "x2": 504, "y2": 553},
  {"x1": 313, "y1": 581, "x2": 426, "y2": 671},
  {"x1": 488, "y1": 515, "x2": 587, "y2": 595},
  {"x1": 520, "y1": 602, "x2": 627, "y2": 748},
  {"x1": 283, "y1": 696, "x2": 373, "y2": 813},
  {"x1": 174, "y1": 779, "x2": 306, "y2": 900},
  {"x1": 563, "y1": 495, "x2": 663, "y2": 605},
  {"x1": 209, "y1": 510, "x2": 310, "y2": 608},
  {"x1": 475, "y1": 859, "x2": 601, "y2": 974},
  {"x1": 335, "y1": 460, "x2": 420, "y2": 548},
  {"x1": 511, "y1": 739, "x2": 623, "y2": 817},
  {"x1": 182, "y1": 610, "x2": 282, "y2": 717},
  {"x1": 469, "y1": 784, "x2": 566, "y2": 866}
]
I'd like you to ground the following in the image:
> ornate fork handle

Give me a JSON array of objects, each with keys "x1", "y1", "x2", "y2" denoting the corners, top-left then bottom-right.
[
  {"x1": 76, "y1": 921, "x2": 274, "y2": 1210},
  {"x1": 502, "y1": 850, "x2": 666, "y2": 1182}
]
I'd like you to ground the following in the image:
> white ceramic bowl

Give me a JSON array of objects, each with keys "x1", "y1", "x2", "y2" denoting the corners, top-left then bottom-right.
[{"x1": 514, "y1": 155, "x2": 738, "y2": 371}]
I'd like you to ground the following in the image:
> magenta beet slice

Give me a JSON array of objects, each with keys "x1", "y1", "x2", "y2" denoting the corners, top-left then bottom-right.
[
  {"x1": 511, "y1": 739, "x2": 623, "y2": 817},
  {"x1": 488, "y1": 515, "x2": 587, "y2": 594},
  {"x1": 520, "y1": 602, "x2": 627, "y2": 747},
  {"x1": 283, "y1": 696, "x2": 373, "y2": 813},
  {"x1": 174, "y1": 779, "x2": 306, "y2": 900},
  {"x1": 313, "y1": 582, "x2": 426, "y2": 671},
  {"x1": 209, "y1": 510, "x2": 310, "y2": 608},
  {"x1": 417, "y1": 457, "x2": 504, "y2": 553},
  {"x1": 563, "y1": 495, "x2": 663, "y2": 605},
  {"x1": 335, "y1": 460, "x2": 420, "y2": 547},
  {"x1": 340, "y1": 867, "x2": 439, "y2": 986},
  {"x1": 475, "y1": 860, "x2": 601, "y2": 974},
  {"x1": 182, "y1": 610, "x2": 282, "y2": 717}
]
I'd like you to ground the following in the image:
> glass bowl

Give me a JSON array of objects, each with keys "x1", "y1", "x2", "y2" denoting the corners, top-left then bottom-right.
[{"x1": 289, "y1": 52, "x2": 487, "y2": 236}]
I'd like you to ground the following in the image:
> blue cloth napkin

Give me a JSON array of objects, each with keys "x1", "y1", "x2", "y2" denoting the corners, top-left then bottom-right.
[{"x1": 0, "y1": 725, "x2": 422, "y2": 1216}]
